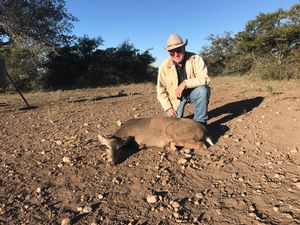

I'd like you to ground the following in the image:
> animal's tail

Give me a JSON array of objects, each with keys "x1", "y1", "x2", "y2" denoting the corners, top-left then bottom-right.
[{"x1": 205, "y1": 136, "x2": 214, "y2": 146}]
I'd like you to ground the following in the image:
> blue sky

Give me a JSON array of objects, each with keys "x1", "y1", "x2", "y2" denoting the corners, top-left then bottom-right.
[{"x1": 65, "y1": 0, "x2": 299, "y2": 66}]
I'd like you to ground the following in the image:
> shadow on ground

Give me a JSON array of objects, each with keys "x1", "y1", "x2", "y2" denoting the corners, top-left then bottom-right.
[
  {"x1": 117, "y1": 141, "x2": 141, "y2": 165},
  {"x1": 208, "y1": 96, "x2": 265, "y2": 142}
]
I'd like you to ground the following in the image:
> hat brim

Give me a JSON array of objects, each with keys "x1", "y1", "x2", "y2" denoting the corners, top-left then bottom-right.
[{"x1": 165, "y1": 39, "x2": 188, "y2": 51}]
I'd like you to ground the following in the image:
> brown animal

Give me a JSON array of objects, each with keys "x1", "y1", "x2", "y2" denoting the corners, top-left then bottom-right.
[{"x1": 98, "y1": 117, "x2": 214, "y2": 165}]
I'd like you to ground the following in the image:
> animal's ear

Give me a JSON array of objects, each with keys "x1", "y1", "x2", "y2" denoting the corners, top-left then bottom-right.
[{"x1": 98, "y1": 134, "x2": 113, "y2": 147}]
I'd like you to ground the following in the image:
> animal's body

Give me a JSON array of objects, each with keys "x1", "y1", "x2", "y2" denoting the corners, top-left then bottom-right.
[{"x1": 98, "y1": 117, "x2": 213, "y2": 165}]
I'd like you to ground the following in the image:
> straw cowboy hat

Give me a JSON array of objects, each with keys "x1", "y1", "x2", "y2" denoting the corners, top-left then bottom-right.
[{"x1": 166, "y1": 34, "x2": 188, "y2": 51}]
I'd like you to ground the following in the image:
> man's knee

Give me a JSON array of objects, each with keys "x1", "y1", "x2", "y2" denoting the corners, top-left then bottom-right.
[{"x1": 191, "y1": 86, "x2": 210, "y2": 100}]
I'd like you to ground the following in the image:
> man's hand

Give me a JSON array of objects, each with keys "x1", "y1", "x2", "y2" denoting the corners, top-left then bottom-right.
[
  {"x1": 175, "y1": 81, "x2": 186, "y2": 98},
  {"x1": 166, "y1": 108, "x2": 177, "y2": 117}
]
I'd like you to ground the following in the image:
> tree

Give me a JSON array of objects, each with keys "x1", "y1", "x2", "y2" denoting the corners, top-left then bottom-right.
[
  {"x1": 0, "y1": 0, "x2": 77, "y2": 90},
  {"x1": 44, "y1": 36, "x2": 104, "y2": 89},
  {"x1": 235, "y1": 4, "x2": 300, "y2": 79},
  {"x1": 0, "y1": 0, "x2": 76, "y2": 48},
  {"x1": 201, "y1": 4, "x2": 300, "y2": 79},
  {"x1": 200, "y1": 32, "x2": 236, "y2": 76},
  {"x1": 236, "y1": 4, "x2": 300, "y2": 57},
  {"x1": 43, "y1": 38, "x2": 157, "y2": 89}
]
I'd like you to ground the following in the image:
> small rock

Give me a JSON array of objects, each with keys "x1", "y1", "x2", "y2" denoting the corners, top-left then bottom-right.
[
  {"x1": 249, "y1": 205, "x2": 255, "y2": 212},
  {"x1": 231, "y1": 173, "x2": 238, "y2": 179},
  {"x1": 112, "y1": 177, "x2": 122, "y2": 184},
  {"x1": 234, "y1": 138, "x2": 241, "y2": 142},
  {"x1": 293, "y1": 182, "x2": 300, "y2": 189},
  {"x1": 173, "y1": 212, "x2": 180, "y2": 218},
  {"x1": 55, "y1": 140, "x2": 62, "y2": 145},
  {"x1": 193, "y1": 217, "x2": 199, "y2": 223},
  {"x1": 283, "y1": 213, "x2": 293, "y2": 219},
  {"x1": 97, "y1": 194, "x2": 104, "y2": 200},
  {"x1": 36, "y1": 187, "x2": 42, "y2": 193},
  {"x1": 290, "y1": 148, "x2": 298, "y2": 153},
  {"x1": 273, "y1": 206, "x2": 279, "y2": 212},
  {"x1": 116, "y1": 120, "x2": 122, "y2": 126},
  {"x1": 238, "y1": 177, "x2": 244, "y2": 182},
  {"x1": 255, "y1": 141, "x2": 262, "y2": 146},
  {"x1": 184, "y1": 153, "x2": 192, "y2": 159},
  {"x1": 195, "y1": 193, "x2": 204, "y2": 199},
  {"x1": 61, "y1": 218, "x2": 71, "y2": 225},
  {"x1": 82, "y1": 205, "x2": 92, "y2": 213},
  {"x1": 183, "y1": 148, "x2": 192, "y2": 154},
  {"x1": 147, "y1": 195, "x2": 158, "y2": 204},
  {"x1": 178, "y1": 158, "x2": 188, "y2": 164},
  {"x1": 171, "y1": 201, "x2": 180, "y2": 208},
  {"x1": 249, "y1": 212, "x2": 256, "y2": 217},
  {"x1": 62, "y1": 157, "x2": 71, "y2": 163},
  {"x1": 277, "y1": 161, "x2": 283, "y2": 165},
  {"x1": 223, "y1": 134, "x2": 232, "y2": 139}
]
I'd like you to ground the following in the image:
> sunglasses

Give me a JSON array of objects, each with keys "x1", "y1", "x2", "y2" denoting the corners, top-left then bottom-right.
[{"x1": 169, "y1": 48, "x2": 184, "y2": 56}]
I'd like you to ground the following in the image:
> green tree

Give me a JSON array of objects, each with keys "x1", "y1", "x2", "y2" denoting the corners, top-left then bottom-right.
[
  {"x1": 236, "y1": 5, "x2": 300, "y2": 58},
  {"x1": 201, "y1": 32, "x2": 236, "y2": 76},
  {"x1": 0, "y1": 0, "x2": 76, "y2": 47},
  {"x1": 235, "y1": 4, "x2": 300, "y2": 79},
  {"x1": 44, "y1": 36, "x2": 103, "y2": 89},
  {"x1": 43, "y1": 39, "x2": 156, "y2": 89},
  {"x1": 201, "y1": 4, "x2": 300, "y2": 79},
  {"x1": 0, "y1": 0, "x2": 76, "y2": 90}
]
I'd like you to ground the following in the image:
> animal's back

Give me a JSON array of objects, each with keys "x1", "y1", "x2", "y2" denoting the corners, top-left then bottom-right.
[
  {"x1": 115, "y1": 117, "x2": 170, "y2": 147},
  {"x1": 114, "y1": 117, "x2": 207, "y2": 147},
  {"x1": 165, "y1": 117, "x2": 206, "y2": 141},
  {"x1": 114, "y1": 118, "x2": 152, "y2": 137}
]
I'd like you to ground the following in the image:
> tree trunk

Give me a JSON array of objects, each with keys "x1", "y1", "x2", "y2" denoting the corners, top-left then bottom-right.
[{"x1": 0, "y1": 57, "x2": 7, "y2": 91}]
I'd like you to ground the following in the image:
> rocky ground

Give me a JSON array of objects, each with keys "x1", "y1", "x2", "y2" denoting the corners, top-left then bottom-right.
[{"x1": 0, "y1": 76, "x2": 300, "y2": 225}]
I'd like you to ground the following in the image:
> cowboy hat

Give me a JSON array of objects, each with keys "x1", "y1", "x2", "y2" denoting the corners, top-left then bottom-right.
[{"x1": 166, "y1": 34, "x2": 188, "y2": 51}]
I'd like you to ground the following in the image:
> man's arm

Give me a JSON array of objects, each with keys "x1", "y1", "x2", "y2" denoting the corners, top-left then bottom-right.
[
  {"x1": 157, "y1": 66, "x2": 174, "y2": 112},
  {"x1": 184, "y1": 55, "x2": 210, "y2": 88}
]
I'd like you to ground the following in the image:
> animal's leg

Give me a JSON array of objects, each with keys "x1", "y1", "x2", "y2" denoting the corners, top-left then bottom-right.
[
  {"x1": 169, "y1": 142, "x2": 177, "y2": 151},
  {"x1": 172, "y1": 140, "x2": 207, "y2": 151},
  {"x1": 138, "y1": 143, "x2": 146, "y2": 150}
]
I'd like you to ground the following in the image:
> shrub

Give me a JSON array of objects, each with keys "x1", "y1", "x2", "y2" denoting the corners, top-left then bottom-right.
[{"x1": 250, "y1": 54, "x2": 300, "y2": 80}]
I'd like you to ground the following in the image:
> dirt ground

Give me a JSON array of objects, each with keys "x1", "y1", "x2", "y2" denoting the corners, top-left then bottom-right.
[{"x1": 0, "y1": 76, "x2": 300, "y2": 225}]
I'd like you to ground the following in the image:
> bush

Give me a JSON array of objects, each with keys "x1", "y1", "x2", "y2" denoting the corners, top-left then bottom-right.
[{"x1": 250, "y1": 54, "x2": 300, "y2": 80}]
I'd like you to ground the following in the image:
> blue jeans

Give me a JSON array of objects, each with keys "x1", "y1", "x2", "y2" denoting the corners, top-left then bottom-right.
[{"x1": 176, "y1": 86, "x2": 210, "y2": 124}]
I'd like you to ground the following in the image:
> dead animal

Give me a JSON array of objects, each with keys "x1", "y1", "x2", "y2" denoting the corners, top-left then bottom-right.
[{"x1": 98, "y1": 117, "x2": 214, "y2": 165}]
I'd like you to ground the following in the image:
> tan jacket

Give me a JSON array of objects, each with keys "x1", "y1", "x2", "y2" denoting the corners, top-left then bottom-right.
[{"x1": 157, "y1": 52, "x2": 210, "y2": 111}]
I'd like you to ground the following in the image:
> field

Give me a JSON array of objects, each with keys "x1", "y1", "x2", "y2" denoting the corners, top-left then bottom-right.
[{"x1": 0, "y1": 76, "x2": 300, "y2": 225}]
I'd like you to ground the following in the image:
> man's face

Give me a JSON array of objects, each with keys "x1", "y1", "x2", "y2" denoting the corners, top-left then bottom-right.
[{"x1": 168, "y1": 47, "x2": 185, "y2": 64}]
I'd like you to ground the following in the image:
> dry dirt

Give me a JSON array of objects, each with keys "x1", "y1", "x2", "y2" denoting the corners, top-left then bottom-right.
[{"x1": 0, "y1": 76, "x2": 300, "y2": 225}]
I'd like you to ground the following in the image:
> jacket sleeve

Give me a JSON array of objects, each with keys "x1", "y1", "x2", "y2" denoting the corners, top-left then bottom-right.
[
  {"x1": 157, "y1": 66, "x2": 173, "y2": 111},
  {"x1": 185, "y1": 55, "x2": 210, "y2": 88}
]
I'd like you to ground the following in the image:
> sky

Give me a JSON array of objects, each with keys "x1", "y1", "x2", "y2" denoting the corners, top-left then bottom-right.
[{"x1": 65, "y1": 0, "x2": 299, "y2": 66}]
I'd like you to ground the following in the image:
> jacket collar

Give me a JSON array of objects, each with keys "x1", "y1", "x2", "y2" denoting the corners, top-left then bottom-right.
[{"x1": 166, "y1": 51, "x2": 196, "y2": 68}]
